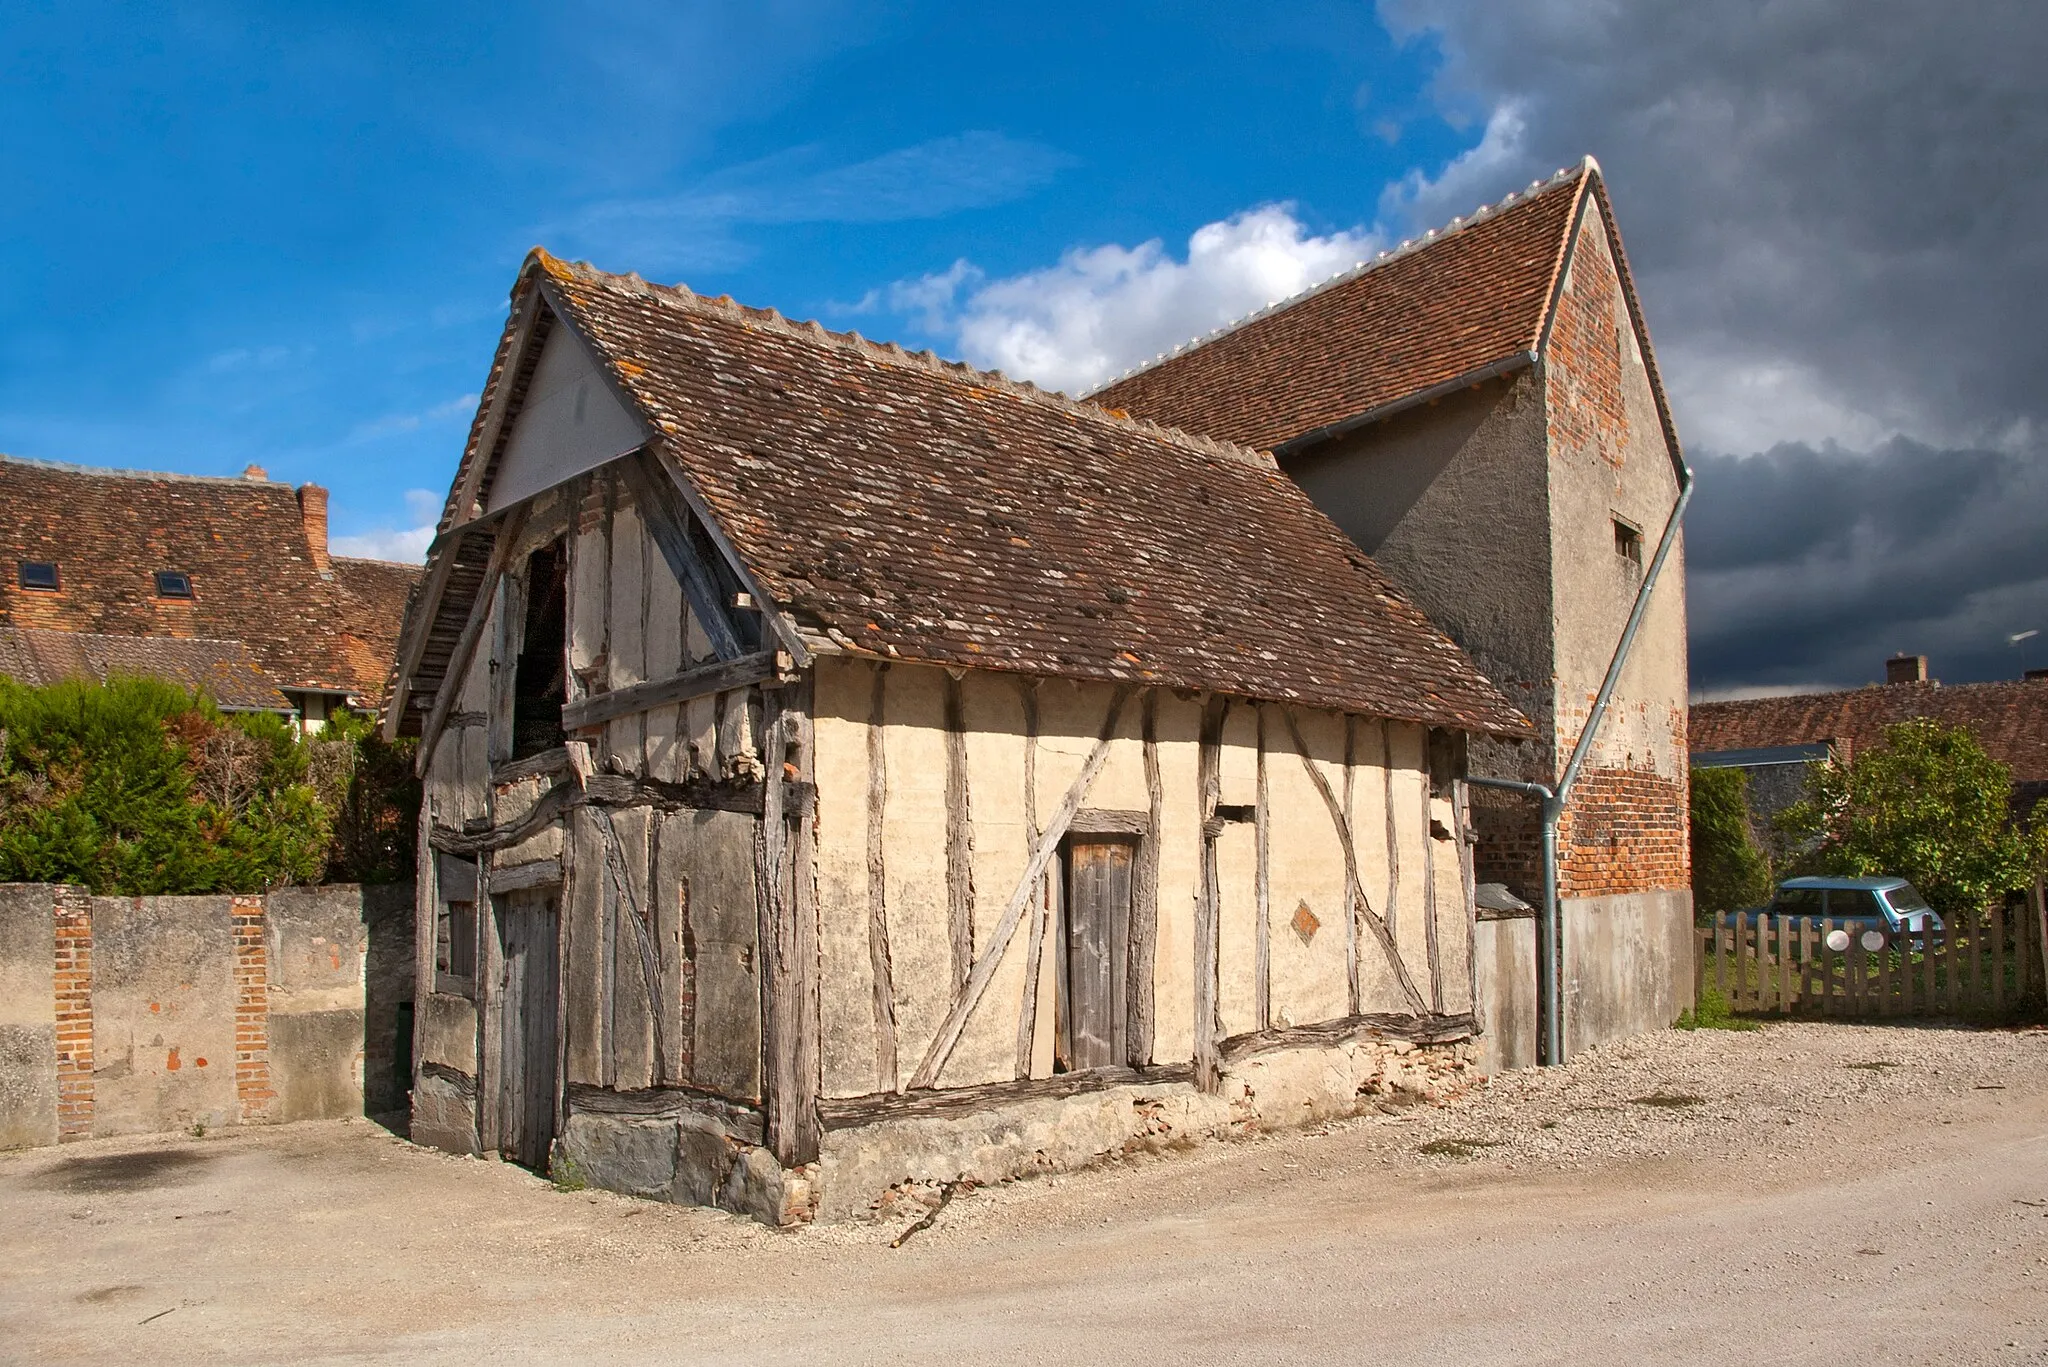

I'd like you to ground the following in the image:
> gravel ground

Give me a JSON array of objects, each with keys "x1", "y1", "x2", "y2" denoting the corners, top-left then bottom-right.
[
  {"x1": 3, "y1": 1018, "x2": 2045, "y2": 1365},
  {"x1": 1348, "y1": 1018, "x2": 2042, "y2": 1172}
]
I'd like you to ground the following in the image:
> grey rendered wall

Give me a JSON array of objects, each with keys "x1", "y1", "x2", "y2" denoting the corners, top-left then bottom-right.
[
  {"x1": 0, "y1": 883, "x2": 413, "y2": 1150},
  {"x1": 1561, "y1": 890, "x2": 1695, "y2": 1053},
  {"x1": 0, "y1": 885, "x2": 57, "y2": 1150},
  {"x1": 88, "y1": 895, "x2": 239, "y2": 1137},
  {"x1": 1282, "y1": 374, "x2": 1556, "y2": 784},
  {"x1": 1473, "y1": 915, "x2": 1538, "y2": 1074},
  {"x1": 265, "y1": 886, "x2": 378, "y2": 1123}
]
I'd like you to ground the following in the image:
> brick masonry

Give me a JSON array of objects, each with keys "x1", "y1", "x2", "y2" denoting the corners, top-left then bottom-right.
[
  {"x1": 1557, "y1": 766, "x2": 1690, "y2": 899},
  {"x1": 1546, "y1": 216, "x2": 1632, "y2": 471},
  {"x1": 53, "y1": 887, "x2": 93, "y2": 1142},
  {"x1": 231, "y1": 895, "x2": 276, "y2": 1123},
  {"x1": 1469, "y1": 766, "x2": 1691, "y2": 903}
]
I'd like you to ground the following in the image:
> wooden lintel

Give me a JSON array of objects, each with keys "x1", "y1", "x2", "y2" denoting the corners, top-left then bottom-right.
[
  {"x1": 492, "y1": 746, "x2": 571, "y2": 788},
  {"x1": 820, "y1": 1063, "x2": 1195, "y2": 1130},
  {"x1": 1219, "y1": 1011, "x2": 1475, "y2": 1065},
  {"x1": 416, "y1": 1059, "x2": 477, "y2": 1092},
  {"x1": 563, "y1": 1082, "x2": 765, "y2": 1145},
  {"x1": 488, "y1": 856, "x2": 562, "y2": 893},
  {"x1": 429, "y1": 771, "x2": 814, "y2": 857},
  {"x1": 1068, "y1": 808, "x2": 1150, "y2": 836},
  {"x1": 559, "y1": 650, "x2": 783, "y2": 732}
]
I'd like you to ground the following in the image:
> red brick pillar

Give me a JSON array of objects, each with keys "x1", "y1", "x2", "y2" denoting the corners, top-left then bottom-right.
[
  {"x1": 53, "y1": 887, "x2": 94, "y2": 1142},
  {"x1": 231, "y1": 896, "x2": 275, "y2": 1123}
]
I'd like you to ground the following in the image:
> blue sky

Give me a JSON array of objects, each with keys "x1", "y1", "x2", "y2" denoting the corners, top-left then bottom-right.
[
  {"x1": 4, "y1": 3, "x2": 2043, "y2": 691},
  {"x1": 0, "y1": 3, "x2": 1471, "y2": 554}
]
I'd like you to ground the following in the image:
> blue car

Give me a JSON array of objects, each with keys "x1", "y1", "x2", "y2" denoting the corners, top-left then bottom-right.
[{"x1": 1742, "y1": 876, "x2": 1945, "y2": 948}]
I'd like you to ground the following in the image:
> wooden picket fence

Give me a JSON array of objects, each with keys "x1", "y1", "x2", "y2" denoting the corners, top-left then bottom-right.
[{"x1": 1697, "y1": 900, "x2": 2048, "y2": 1018}]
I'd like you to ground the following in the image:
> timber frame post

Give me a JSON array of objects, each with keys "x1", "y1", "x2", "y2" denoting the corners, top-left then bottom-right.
[
  {"x1": 758, "y1": 680, "x2": 823, "y2": 1166},
  {"x1": 1193, "y1": 695, "x2": 1228, "y2": 1093}
]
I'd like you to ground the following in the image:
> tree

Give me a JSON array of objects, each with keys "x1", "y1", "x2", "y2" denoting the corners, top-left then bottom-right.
[
  {"x1": 1781, "y1": 718, "x2": 2045, "y2": 919},
  {"x1": 1689, "y1": 766, "x2": 1773, "y2": 917}
]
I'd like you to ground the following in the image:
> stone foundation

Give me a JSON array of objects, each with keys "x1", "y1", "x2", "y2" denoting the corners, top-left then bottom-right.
[{"x1": 556, "y1": 1033, "x2": 1473, "y2": 1226}]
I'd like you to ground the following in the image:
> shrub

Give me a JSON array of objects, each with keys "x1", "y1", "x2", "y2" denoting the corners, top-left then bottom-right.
[
  {"x1": 1689, "y1": 766, "x2": 1774, "y2": 919},
  {"x1": 0, "y1": 676, "x2": 416, "y2": 895}
]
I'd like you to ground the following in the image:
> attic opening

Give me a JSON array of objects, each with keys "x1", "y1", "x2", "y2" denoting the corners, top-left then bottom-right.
[
  {"x1": 17, "y1": 561, "x2": 58, "y2": 592},
  {"x1": 154, "y1": 570, "x2": 194, "y2": 599},
  {"x1": 1613, "y1": 516, "x2": 1643, "y2": 569},
  {"x1": 512, "y1": 540, "x2": 569, "y2": 760}
]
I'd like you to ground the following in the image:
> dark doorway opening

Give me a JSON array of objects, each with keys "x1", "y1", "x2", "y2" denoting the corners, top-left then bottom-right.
[{"x1": 512, "y1": 541, "x2": 568, "y2": 759}]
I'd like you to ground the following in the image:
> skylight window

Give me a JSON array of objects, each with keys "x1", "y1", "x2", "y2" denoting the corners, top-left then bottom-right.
[
  {"x1": 154, "y1": 570, "x2": 194, "y2": 599},
  {"x1": 17, "y1": 561, "x2": 58, "y2": 592}
]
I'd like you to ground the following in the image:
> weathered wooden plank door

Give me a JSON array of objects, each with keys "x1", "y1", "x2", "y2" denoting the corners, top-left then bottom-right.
[
  {"x1": 497, "y1": 887, "x2": 561, "y2": 1171},
  {"x1": 1063, "y1": 836, "x2": 1135, "y2": 1071}
]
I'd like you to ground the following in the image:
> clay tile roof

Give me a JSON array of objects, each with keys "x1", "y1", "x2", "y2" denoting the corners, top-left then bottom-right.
[
  {"x1": 503, "y1": 253, "x2": 1530, "y2": 736},
  {"x1": 0, "y1": 456, "x2": 421, "y2": 705},
  {"x1": 1691, "y1": 682, "x2": 2048, "y2": 784},
  {"x1": 0, "y1": 626, "x2": 291, "y2": 711},
  {"x1": 1089, "y1": 162, "x2": 1593, "y2": 454}
]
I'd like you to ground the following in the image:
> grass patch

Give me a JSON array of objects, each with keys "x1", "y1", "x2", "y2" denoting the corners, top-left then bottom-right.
[
  {"x1": 1673, "y1": 987, "x2": 1763, "y2": 1032},
  {"x1": 1418, "y1": 1137, "x2": 1504, "y2": 1159},
  {"x1": 1630, "y1": 1092, "x2": 1705, "y2": 1109}
]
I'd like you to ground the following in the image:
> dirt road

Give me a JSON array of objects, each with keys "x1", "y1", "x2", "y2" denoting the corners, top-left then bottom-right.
[{"x1": 4, "y1": 1021, "x2": 2046, "y2": 1365}]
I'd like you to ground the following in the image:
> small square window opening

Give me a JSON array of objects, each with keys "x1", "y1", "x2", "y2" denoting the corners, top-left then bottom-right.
[
  {"x1": 1613, "y1": 518, "x2": 1643, "y2": 568},
  {"x1": 17, "y1": 561, "x2": 58, "y2": 592},
  {"x1": 154, "y1": 570, "x2": 194, "y2": 599}
]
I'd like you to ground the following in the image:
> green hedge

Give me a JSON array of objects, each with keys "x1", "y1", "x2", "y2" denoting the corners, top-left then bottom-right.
[
  {"x1": 0, "y1": 675, "x2": 417, "y2": 895},
  {"x1": 1689, "y1": 765, "x2": 1773, "y2": 919}
]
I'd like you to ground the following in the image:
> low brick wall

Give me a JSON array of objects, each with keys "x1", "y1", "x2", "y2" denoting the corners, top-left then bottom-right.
[{"x1": 0, "y1": 882, "x2": 413, "y2": 1149}]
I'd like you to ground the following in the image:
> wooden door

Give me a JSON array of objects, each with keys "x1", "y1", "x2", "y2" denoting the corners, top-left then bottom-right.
[
  {"x1": 496, "y1": 887, "x2": 561, "y2": 1171},
  {"x1": 1063, "y1": 836, "x2": 1135, "y2": 1071}
]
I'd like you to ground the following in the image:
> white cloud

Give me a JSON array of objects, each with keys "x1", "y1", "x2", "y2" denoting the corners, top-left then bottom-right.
[
  {"x1": 1376, "y1": 102, "x2": 1530, "y2": 232},
  {"x1": 882, "y1": 206, "x2": 1381, "y2": 395},
  {"x1": 1662, "y1": 347, "x2": 1892, "y2": 456},
  {"x1": 330, "y1": 488, "x2": 443, "y2": 564}
]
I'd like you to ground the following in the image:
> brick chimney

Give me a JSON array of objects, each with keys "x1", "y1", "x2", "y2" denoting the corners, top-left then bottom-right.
[
  {"x1": 297, "y1": 483, "x2": 330, "y2": 574},
  {"x1": 1885, "y1": 653, "x2": 1929, "y2": 685},
  {"x1": 242, "y1": 464, "x2": 269, "y2": 481}
]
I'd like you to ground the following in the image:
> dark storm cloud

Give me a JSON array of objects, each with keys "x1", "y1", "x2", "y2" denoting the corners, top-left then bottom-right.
[
  {"x1": 1688, "y1": 441, "x2": 2048, "y2": 692},
  {"x1": 1378, "y1": 0, "x2": 2048, "y2": 690}
]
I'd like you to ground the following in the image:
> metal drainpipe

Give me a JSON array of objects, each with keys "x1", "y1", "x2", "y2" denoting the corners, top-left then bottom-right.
[{"x1": 1471, "y1": 466, "x2": 1694, "y2": 1066}]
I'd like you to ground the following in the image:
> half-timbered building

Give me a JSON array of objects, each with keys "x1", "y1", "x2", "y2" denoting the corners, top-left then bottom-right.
[{"x1": 389, "y1": 250, "x2": 1529, "y2": 1223}]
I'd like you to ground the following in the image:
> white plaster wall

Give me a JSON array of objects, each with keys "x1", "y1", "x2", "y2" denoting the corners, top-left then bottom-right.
[{"x1": 810, "y1": 659, "x2": 1471, "y2": 1101}]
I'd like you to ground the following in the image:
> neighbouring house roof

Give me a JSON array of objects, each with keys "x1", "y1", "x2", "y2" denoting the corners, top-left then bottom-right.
[
  {"x1": 0, "y1": 455, "x2": 420, "y2": 706},
  {"x1": 1690, "y1": 682, "x2": 2048, "y2": 784},
  {"x1": 414, "y1": 251, "x2": 1532, "y2": 738},
  {"x1": 1088, "y1": 158, "x2": 1679, "y2": 465},
  {"x1": 0, "y1": 626, "x2": 291, "y2": 711}
]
